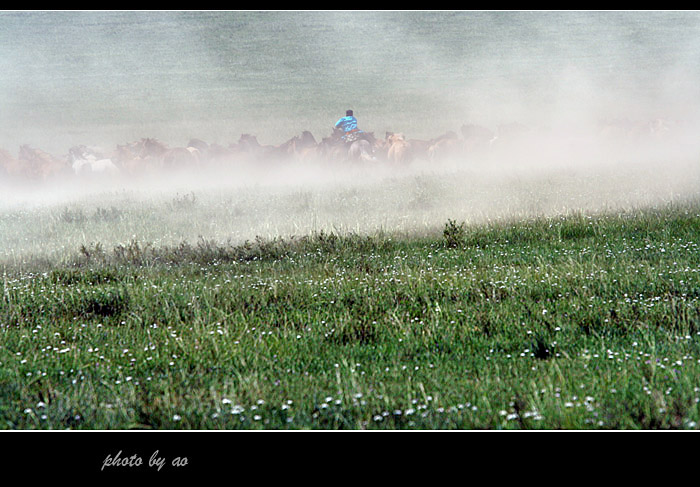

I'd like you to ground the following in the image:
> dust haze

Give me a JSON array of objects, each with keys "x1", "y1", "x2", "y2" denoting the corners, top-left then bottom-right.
[{"x1": 1, "y1": 11, "x2": 699, "y2": 264}]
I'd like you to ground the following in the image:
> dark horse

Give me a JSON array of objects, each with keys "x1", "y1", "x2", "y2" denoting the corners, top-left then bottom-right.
[{"x1": 320, "y1": 128, "x2": 375, "y2": 162}]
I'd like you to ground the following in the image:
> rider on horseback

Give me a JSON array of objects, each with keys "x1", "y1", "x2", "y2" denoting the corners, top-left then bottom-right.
[{"x1": 334, "y1": 110, "x2": 364, "y2": 143}]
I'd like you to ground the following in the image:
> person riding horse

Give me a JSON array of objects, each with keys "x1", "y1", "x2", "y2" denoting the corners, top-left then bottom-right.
[
  {"x1": 331, "y1": 110, "x2": 376, "y2": 161},
  {"x1": 334, "y1": 109, "x2": 364, "y2": 143}
]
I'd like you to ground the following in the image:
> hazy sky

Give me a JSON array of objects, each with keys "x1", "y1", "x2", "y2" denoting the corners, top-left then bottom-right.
[{"x1": 1, "y1": 10, "x2": 700, "y2": 152}]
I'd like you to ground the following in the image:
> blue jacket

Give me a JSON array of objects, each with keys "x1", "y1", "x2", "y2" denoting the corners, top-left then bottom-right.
[{"x1": 335, "y1": 116, "x2": 359, "y2": 133}]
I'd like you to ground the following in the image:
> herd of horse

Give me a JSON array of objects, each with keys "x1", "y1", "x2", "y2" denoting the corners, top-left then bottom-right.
[{"x1": 0, "y1": 117, "x2": 678, "y2": 183}]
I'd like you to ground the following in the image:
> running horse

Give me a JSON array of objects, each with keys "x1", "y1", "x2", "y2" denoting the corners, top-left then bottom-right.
[
  {"x1": 385, "y1": 132, "x2": 412, "y2": 165},
  {"x1": 0, "y1": 147, "x2": 22, "y2": 179},
  {"x1": 115, "y1": 138, "x2": 198, "y2": 175},
  {"x1": 321, "y1": 128, "x2": 375, "y2": 163},
  {"x1": 114, "y1": 138, "x2": 162, "y2": 176},
  {"x1": 281, "y1": 130, "x2": 319, "y2": 162},
  {"x1": 18, "y1": 145, "x2": 72, "y2": 181}
]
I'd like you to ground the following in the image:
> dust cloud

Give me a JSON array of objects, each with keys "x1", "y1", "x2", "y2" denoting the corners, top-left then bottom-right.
[
  {"x1": 1, "y1": 126, "x2": 698, "y2": 266},
  {"x1": 1, "y1": 11, "x2": 699, "y2": 263}
]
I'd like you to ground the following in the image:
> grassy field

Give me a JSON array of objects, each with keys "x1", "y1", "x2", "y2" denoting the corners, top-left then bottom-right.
[{"x1": 1, "y1": 177, "x2": 699, "y2": 429}]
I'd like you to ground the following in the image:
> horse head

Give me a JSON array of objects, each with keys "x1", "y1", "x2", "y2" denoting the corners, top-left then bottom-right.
[{"x1": 299, "y1": 131, "x2": 317, "y2": 148}]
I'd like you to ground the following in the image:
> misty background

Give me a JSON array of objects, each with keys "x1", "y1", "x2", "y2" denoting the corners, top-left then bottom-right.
[
  {"x1": 1, "y1": 10, "x2": 700, "y2": 262},
  {"x1": 2, "y1": 10, "x2": 700, "y2": 153}
]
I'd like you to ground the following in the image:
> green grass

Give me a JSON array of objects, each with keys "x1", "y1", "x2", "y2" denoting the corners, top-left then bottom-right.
[{"x1": 2, "y1": 200, "x2": 700, "y2": 429}]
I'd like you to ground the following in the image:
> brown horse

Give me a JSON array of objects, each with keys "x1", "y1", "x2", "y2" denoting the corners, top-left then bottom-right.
[
  {"x1": 385, "y1": 132, "x2": 411, "y2": 165},
  {"x1": 186, "y1": 138, "x2": 240, "y2": 167},
  {"x1": 115, "y1": 138, "x2": 198, "y2": 174},
  {"x1": 18, "y1": 145, "x2": 72, "y2": 180},
  {"x1": 272, "y1": 130, "x2": 320, "y2": 163},
  {"x1": 114, "y1": 138, "x2": 164, "y2": 176},
  {"x1": 292, "y1": 131, "x2": 319, "y2": 161},
  {"x1": 0, "y1": 148, "x2": 22, "y2": 179},
  {"x1": 317, "y1": 129, "x2": 347, "y2": 162},
  {"x1": 269, "y1": 133, "x2": 304, "y2": 161},
  {"x1": 317, "y1": 128, "x2": 374, "y2": 163},
  {"x1": 427, "y1": 131, "x2": 462, "y2": 162},
  {"x1": 406, "y1": 138, "x2": 431, "y2": 161},
  {"x1": 232, "y1": 134, "x2": 277, "y2": 163},
  {"x1": 114, "y1": 143, "x2": 141, "y2": 175}
]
